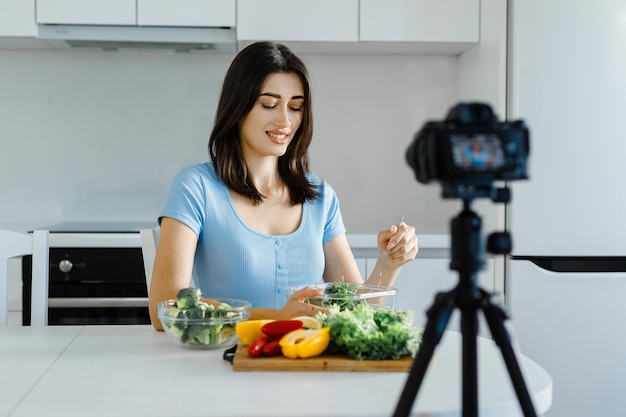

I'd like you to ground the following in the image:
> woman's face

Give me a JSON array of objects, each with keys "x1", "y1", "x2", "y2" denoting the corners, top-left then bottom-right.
[{"x1": 239, "y1": 72, "x2": 305, "y2": 161}]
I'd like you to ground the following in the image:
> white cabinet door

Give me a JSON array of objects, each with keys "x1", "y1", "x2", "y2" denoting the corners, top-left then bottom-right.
[
  {"x1": 36, "y1": 0, "x2": 136, "y2": 25},
  {"x1": 0, "y1": 0, "x2": 36, "y2": 36},
  {"x1": 137, "y1": 0, "x2": 236, "y2": 27},
  {"x1": 237, "y1": 0, "x2": 358, "y2": 42},
  {"x1": 360, "y1": 0, "x2": 479, "y2": 43}
]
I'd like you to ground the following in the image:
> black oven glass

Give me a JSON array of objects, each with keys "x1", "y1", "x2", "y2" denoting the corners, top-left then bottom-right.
[{"x1": 23, "y1": 247, "x2": 151, "y2": 326}]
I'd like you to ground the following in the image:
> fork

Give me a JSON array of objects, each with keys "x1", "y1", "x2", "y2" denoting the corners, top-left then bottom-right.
[{"x1": 378, "y1": 215, "x2": 404, "y2": 288}]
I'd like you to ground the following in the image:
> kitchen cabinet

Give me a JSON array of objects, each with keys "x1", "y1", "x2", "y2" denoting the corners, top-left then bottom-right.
[
  {"x1": 360, "y1": 0, "x2": 479, "y2": 43},
  {"x1": 37, "y1": 0, "x2": 136, "y2": 25},
  {"x1": 0, "y1": 0, "x2": 37, "y2": 36},
  {"x1": 237, "y1": 0, "x2": 478, "y2": 54},
  {"x1": 137, "y1": 0, "x2": 235, "y2": 27},
  {"x1": 237, "y1": 0, "x2": 358, "y2": 42},
  {"x1": 36, "y1": 0, "x2": 236, "y2": 27}
]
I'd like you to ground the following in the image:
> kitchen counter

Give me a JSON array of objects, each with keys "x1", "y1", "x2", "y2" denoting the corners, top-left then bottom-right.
[
  {"x1": 0, "y1": 325, "x2": 552, "y2": 417},
  {"x1": 0, "y1": 222, "x2": 448, "y2": 253}
]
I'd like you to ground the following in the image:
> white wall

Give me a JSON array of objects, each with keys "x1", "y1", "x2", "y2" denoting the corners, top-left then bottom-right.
[
  {"x1": 0, "y1": 50, "x2": 230, "y2": 225},
  {"x1": 0, "y1": 48, "x2": 472, "y2": 234},
  {"x1": 306, "y1": 53, "x2": 463, "y2": 233}
]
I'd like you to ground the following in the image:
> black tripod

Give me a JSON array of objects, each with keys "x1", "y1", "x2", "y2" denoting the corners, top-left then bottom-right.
[{"x1": 393, "y1": 198, "x2": 539, "y2": 417}]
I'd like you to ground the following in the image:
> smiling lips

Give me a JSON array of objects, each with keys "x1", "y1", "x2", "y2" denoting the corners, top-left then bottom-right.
[{"x1": 267, "y1": 131, "x2": 290, "y2": 145}]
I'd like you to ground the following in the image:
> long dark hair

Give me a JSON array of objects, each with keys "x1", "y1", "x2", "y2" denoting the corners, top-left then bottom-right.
[{"x1": 209, "y1": 41, "x2": 319, "y2": 205}]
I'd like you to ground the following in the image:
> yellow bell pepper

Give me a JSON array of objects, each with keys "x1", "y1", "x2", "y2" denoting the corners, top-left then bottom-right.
[
  {"x1": 278, "y1": 327, "x2": 330, "y2": 359},
  {"x1": 235, "y1": 320, "x2": 275, "y2": 345}
]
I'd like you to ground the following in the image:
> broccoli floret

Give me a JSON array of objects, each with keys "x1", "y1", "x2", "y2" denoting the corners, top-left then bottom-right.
[
  {"x1": 175, "y1": 287, "x2": 202, "y2": 309},
  {"x1": 185, "y1": 301, "x2": 235, "y2": 320},
  {"x1": 210, "y1": 302, "x2": 237, "y2": 318},
  {"x1": 217, "y1": 325, "x2": 235, "y2": 344},
  {"x1": 163, "y1": 307, "x2": 179, "y2": 319},
  {"x1": 188, "y1": 324, "x2": 235, "y2": 346},
  {"x1": 216, "y1": 302, "x2": 232, "y2": 311},
  {"x1": 167, "y1": 322, "x2": 190, "y2": 344},
  {"x1": 316, "y1": 303, "x2": 422, "y2": 360},
  {"x1": 182, "y1": 304, "x2": 209, "y2": 319},
  {"x1": 187, "y1": 325, "x2": 211, "y2": 344},
  {"x1": 194, "y1": 330, "x2": 211, "y2": 345}
]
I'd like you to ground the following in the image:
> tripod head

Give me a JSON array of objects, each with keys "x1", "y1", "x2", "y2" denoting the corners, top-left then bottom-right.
[{"x1": 449, "y1": 196, "x2": 512, "y2": 282}]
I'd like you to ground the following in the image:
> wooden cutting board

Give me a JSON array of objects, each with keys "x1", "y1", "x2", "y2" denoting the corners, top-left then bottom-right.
[{"x1": 230, "y1": 344, "x2": 414, "y2": 372}]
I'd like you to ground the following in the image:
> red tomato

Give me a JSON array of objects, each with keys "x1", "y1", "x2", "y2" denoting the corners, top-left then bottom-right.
[
  {"x1": 262, "y1": 338, "x2": 282, "y2": 356},
  {"x1": 261, "y1": 320, "x2": 304, "y2": 337},
  {"x1": 247, "y1": 336, "x2": 269, "y2": 357}
]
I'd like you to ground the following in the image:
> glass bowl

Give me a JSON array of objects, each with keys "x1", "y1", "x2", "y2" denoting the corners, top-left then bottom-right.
[
  {"x1": 286, "y1": 282, "x2": 398, "y2": 311},
  {"x1": 157, "y1": 298, "x2": 251, "y2": 350}
]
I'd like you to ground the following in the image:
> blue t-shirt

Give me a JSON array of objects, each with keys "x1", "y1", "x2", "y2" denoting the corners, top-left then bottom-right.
[{"x1": 159, "y1": 162, "x2": 346, "y2": 309}]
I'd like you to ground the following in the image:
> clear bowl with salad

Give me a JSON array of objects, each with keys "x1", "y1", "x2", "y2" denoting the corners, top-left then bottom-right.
[
  {"x1": 158, "y1": 289, "x2": 251, "y2": 350},
  {"x1": 286, "y1": 281, "x2": 398, "y2": 311}
]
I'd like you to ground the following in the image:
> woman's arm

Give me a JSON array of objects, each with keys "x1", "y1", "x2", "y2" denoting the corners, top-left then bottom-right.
[
  {"x1": 364, "y1": 221, "x2": 419, "y2": 287},
  {"x1": 249, "y1": 286, "x2": 327, "y2": 320},
  {"x1": 148, "y1": 217, "x2": 198, "y2": 331},
  {"x1": 322, "y1": 234, "x2": 365, "y2": 284},
  {"x1": 321, "y1": 223, "x2": 418, "y2": 288}
]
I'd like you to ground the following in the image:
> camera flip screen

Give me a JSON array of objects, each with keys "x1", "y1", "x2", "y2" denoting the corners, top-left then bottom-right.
[{"x1": 449, "y1": 133, "x2": 506, "y2": 171}]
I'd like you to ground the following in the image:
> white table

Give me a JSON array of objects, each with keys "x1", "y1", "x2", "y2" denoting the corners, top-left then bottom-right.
[{"x1": 0, "y1": 325, "x2": 552, "y2": 417}]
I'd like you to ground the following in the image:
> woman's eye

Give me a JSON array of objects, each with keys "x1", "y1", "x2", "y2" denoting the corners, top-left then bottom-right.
[
  {"x1": 261, "y1": 104, "x2": 277, "y2": 109},
  {"x1": 288, "y1": 101, "x2": 304, "y2": 111}
]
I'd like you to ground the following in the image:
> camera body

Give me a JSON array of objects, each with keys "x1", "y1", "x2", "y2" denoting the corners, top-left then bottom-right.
[{"x1": 406, "y1": 103, "x2": 529, "y2": 199}]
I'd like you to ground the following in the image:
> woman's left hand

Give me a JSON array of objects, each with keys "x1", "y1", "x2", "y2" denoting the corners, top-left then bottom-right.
[{"x1": 377, "y1": 221, "x2": 419, "y2": 270}]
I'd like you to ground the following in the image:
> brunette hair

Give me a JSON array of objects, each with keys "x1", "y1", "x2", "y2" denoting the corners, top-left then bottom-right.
[{"x1": 209, "y1": 41, "x2": 319, "y2": 204}]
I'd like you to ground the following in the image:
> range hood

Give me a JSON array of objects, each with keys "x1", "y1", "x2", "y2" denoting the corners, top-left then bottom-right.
[{"x1": 38, "y1": 24, "x2": 237, "y2": 53}]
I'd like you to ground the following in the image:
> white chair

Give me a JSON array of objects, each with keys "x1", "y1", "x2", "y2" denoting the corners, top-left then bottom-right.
[
  {"x1": 0, "y1": 229, "x2": 50, "y2": 326},
  {"x1": 140, "y1": 226, "x2": 160, "y2": 296}
]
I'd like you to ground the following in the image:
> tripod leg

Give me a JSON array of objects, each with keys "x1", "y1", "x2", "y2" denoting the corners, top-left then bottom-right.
[
  {"x1": 393, "y1": 290, "x2": 456, "y2": 417},
  {"x1": 459, "y1": 283, "x2": 479, "y2": 417},
  {"x1": 479, "y1": 289, "x2": 539, "y2": 417}
]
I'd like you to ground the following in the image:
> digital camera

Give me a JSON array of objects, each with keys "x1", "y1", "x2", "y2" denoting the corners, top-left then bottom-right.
[{"x1": 405, "y1": 102, "x2": 529, "y2": 199}]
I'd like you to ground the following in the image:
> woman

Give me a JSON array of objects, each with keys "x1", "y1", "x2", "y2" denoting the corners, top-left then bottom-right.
[{"x1": 149, "y1": 42, "x2": 418, "y2": 330}]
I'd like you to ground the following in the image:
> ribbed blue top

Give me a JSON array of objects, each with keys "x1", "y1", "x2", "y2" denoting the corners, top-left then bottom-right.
[{"x1": 159, "y1": 162, "x2": 346, "y2": 309}]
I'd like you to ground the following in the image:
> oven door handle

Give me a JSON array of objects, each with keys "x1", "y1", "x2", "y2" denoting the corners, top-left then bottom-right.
[{"x1": 48, "y1": 297, "x2": 149, "y2": 308}]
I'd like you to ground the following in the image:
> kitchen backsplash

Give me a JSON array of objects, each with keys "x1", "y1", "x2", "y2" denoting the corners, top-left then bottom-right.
[{"x1": 0, "y1": 49, "x2": 497, "y2": 234}]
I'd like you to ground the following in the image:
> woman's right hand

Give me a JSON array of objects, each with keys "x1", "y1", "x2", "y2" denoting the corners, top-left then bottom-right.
[{"x1": 278, "y1": 286, "x2": 328, "y2": 319}]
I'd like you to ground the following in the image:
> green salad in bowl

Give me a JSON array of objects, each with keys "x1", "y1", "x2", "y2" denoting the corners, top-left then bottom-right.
[
  {"x1": 287, "y1": 280, "x2": 398, "y2": 311},
  {"x1": 157, "y1": 288, "x2": 251, "y2": 349}
]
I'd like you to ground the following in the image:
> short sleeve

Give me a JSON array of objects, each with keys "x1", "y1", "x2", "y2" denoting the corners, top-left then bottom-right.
[
  {"x1": 320, "y1": 180, "x2": 346, "y2": 244},
  {"x1": 159, "y1": 165, "x2": 206, "y2": 237}
]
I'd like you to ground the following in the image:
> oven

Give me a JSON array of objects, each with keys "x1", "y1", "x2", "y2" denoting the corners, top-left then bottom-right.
[{"x1": 22, "y1": 222, "x2": 155, "y2": 326}]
